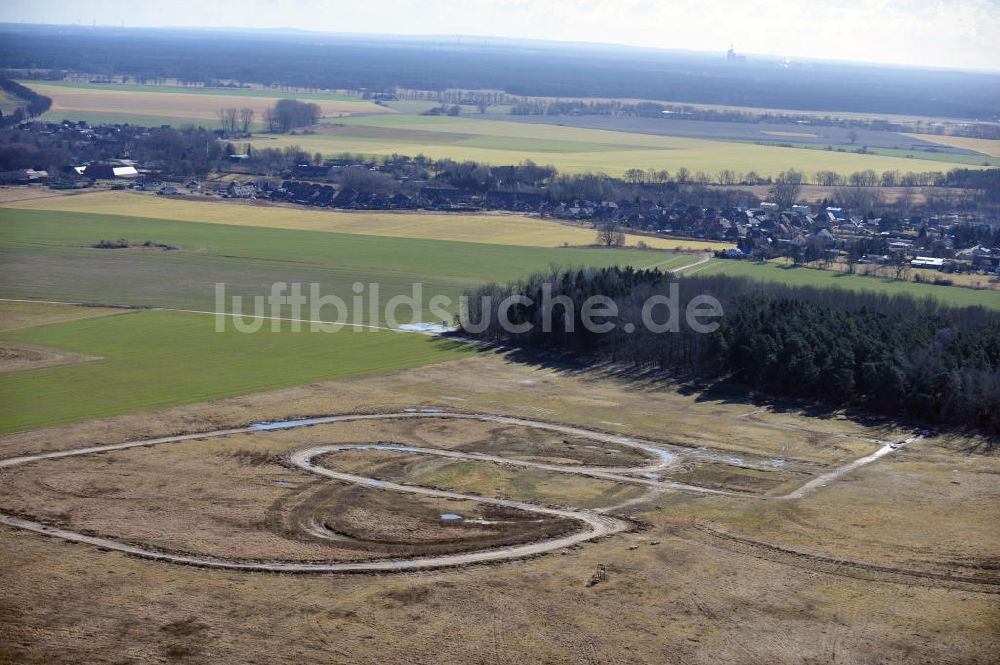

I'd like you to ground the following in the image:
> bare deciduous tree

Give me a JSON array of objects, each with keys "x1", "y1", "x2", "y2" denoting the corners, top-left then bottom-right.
[
  {"x1": 622, "y1": 168, "x2": 645, "y2": 184},
  {"x1": 596, "y1": 223, "x2": 626, "y2": 247},
  {"x1": 263, "y1": 107, "x2": 279, "y2": 132},
  {"x1": 769, "y1": 169, "x2": 804, "y2": 209},
  {"x1": 238, "y1": 107, "x2": 255, "y2": 134},
  {"x1": 217, "y1": 107, "x2": 238, "y2": 136}
]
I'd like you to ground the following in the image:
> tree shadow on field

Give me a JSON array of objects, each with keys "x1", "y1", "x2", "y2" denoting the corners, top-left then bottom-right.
[{"x1": 432, "y1": 335, "x2": 918, "y2": 441}]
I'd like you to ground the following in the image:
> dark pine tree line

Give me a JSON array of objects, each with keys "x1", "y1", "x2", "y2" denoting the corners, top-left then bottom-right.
[{"x1": 458, "y1": 269, "x2": 1000, "y2": 438}]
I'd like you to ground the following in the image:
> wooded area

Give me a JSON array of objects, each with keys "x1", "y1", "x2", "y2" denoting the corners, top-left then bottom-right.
[
  {"x1": 459, "y1": 269, "x2": 1000, "y2": 437},
  {"x1": 4, "y1": 26, "x2": 1000, "y2": 119}
]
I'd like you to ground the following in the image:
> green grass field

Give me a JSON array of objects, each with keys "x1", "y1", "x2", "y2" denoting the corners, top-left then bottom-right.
[
  {"x1": 0, "y1": 308, "x2": 468, "y2": 433},
  {"x1": 2, "y1": 203, "x2": 996, "y2": 434},
  {"x1": 0, "y1": 208, "x2": 685, "y2": 316},
  {"x1": 700, "y1": 260, "x2": 1000, "y2": 310},
  {"x1": 1, "y1": 207, "x2": 993, "y2": 315},
  {"x1": 0, "y1": 89, "x2": 22, "y2": 114}
]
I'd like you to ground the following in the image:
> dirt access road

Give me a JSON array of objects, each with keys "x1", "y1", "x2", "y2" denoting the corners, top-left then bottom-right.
[{"x1": 0, "y1": 411, "x2": 917, "y2": 573}]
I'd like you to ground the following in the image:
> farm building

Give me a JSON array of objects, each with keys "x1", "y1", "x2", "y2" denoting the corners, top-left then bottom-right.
[
  {"x1": 80, "y1": 162, "x2": 139, "y2": 179},
  {"x1": 910, "y1": 256, "x2": 946, "y2": 269},
  {"x1": 226, "y1": 181, "x2": 257, "y2": 198}
]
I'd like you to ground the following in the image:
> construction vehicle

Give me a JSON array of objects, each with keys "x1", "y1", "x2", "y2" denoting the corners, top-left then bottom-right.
[{"x1": 587, "y1": 563, "x2": 607, "y2": 587}]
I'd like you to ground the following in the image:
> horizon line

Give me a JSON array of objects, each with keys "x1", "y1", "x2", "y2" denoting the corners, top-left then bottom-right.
[{"x1": 3, "y1": 21, "x2": 999, "y2": 76}]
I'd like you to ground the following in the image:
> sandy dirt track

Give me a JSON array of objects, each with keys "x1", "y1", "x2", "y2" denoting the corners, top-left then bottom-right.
[{"x1": 0, "y1": 411, "x2": 916, "y2": 573}]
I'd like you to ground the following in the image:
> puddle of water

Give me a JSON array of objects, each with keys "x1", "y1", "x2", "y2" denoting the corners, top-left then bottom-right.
[
  {"x1": 273, "y1": 480, "x2": 293, "y2": 487},
  {"x1": 365, "y1": 479, "x2": 387, "y2": 487},
  {"x1": 440, "y1": 513, "x2": 463, "y2": 521},
  {"x1": 253, "y1": 417, "x2": 336, "y2": 431},
  {"x1": 585, "y1": 445, "x2": 600, "y2": 450},
  {"x1": 398, "y1": 322, "x2": 457, "y2": 333},
  {"x1": 641, "y1": 472, "x2": 658, "y2": 479},
  {"x1": 729, "y1": 457, "x2": 747, "y2": 467},
  {"x1": 770, "y1": 458, "x2": 786, "y2": 468},
  {"x1": 403, "y1": 408, "x2": 418, "y2": 413},
  {"x1": 420, "y1": 408, "x2": 443, "y2": 413},
  {"x1": 608, "y1": 448, "x2": 621, "y2": 453},
  {"x1": 643, "y1": 447, "x2": 676, "y2": 463}
]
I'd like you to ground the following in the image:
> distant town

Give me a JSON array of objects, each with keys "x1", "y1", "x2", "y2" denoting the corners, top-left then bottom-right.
[{"x1": 5, "y1": 118, "x2": 998, "y2": 286}]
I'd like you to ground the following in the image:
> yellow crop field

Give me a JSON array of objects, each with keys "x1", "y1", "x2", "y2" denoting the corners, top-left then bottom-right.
[
  {"x1": 27, "y1": 82, "x2": 391, "y2": 125},
  {"x1": 243, "y1": 115, "x2": 976, "y2": 178},
  {"x1": 6, "y1": 191, "x2": 730, "y2": 251},
  {"x1": 903, "y1": 133, "x2": 1000, "y2": 158}
]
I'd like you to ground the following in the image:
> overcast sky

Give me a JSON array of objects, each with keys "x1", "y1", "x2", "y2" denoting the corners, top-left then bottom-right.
[{"x1": 3, "y1": 0, "x2": 998, "y2": 71}]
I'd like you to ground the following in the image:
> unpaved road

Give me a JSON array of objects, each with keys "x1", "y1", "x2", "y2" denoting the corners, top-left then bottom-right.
[
  {"x1": 670, "y1": 252, "x2": 713, "y2": 273},
  {"x1": 0, "y1": 411, "x2": 917, "y2": 573}
]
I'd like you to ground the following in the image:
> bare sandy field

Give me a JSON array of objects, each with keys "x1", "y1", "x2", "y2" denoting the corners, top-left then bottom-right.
[
  {"x1": 0, "y1": 300, "x2": 127, "y2": 332},
  {"x1": 0, "y1": 342, "x2": 100, "y2": 373}
]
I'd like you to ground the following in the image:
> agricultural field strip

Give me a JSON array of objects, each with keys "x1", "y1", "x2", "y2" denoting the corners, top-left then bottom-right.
[
  {"x1": 485, "y1": 114, "x2": 960, "y2": 151},
  {"x1": 2, "y1": 192, "x2": 720, "y2": 250},
  {"x1": 249, "y1": 130, "x2": 967, "y2": 178},
  {"x1": 331, "y1": 114, "x2": 988, "y2": 167},
  {"x1": 0, "y1": 411, "x2": 916, "y2": 573},
  {"x1": 27, "y1": 81, "x2": 388, "y2": 123},
  {"x1": 27, "y1": 81, "x2": 363, "y2": 101}
]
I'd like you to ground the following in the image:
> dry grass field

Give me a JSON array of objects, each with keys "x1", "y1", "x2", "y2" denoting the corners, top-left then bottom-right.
[
  {"x1": 27, "y1": 81, "x2": 389, "y2": 126},
  {"x1": 0, "y1": 418, "x2": 637, "y2": 559},
  {"x1": 678, "y1": 436, "x2": 1000, "y2": 581},
  {"x1": 1, "y1": 352, "x2": 996, "y2": 664},
  {"x1": 712, "y1": 183, "x2": 977, "y2": 205},
  {"x1": 903, "y1": 133, "x2": 1000, "y2": 158},
  {"x1": 6, "y1": 190, "x2": 728, "y2": 251},
  {"x1": 0, "y1": 341, "x2": 100, "y2": 374},
  {"x1": 246, "y1": 114, "x2": 960, "y2": 178},
  {"x1": 809, "y1": 259, "x2": 1000, "y2": 291},
  {"x1": 0, "y1": 352, "x2": 897, "y2": 463},
  {"x1": 0, "y1": 300, "x2": 128, "y2": 332}
]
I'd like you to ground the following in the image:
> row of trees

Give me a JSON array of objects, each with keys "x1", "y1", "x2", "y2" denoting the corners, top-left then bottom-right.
[
  {"x1": 459, "y1": 269, "x2": 1000, "y2": 438},
  {"x1": 508, "y1": 98, "x2": 1000, "y2": 140},
  {"x1": 216, "y1": 107, "x2": 255, "y2": 137},
  {"x1": 619, "y1": 165, "x2": 954, "y2": 189},
  {"x1": 262, "y1": 99, "x2": 320, "y2": 133},
  {"x1": 217, "y1": 99, "x2": 320, "y2": 135},
  {"x1": 0, "y1": 78, "x2": 52, "y2": 128}
]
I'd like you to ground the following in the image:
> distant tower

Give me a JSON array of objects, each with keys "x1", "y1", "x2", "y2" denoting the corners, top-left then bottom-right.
[{"x1": 727, "y1": 43, "x2": 736, "y2": 61}]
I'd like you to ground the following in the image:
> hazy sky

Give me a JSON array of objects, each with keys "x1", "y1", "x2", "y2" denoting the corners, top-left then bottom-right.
[{"x1": 3, "y1": 0, "x2": 999, "y2": 71}]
